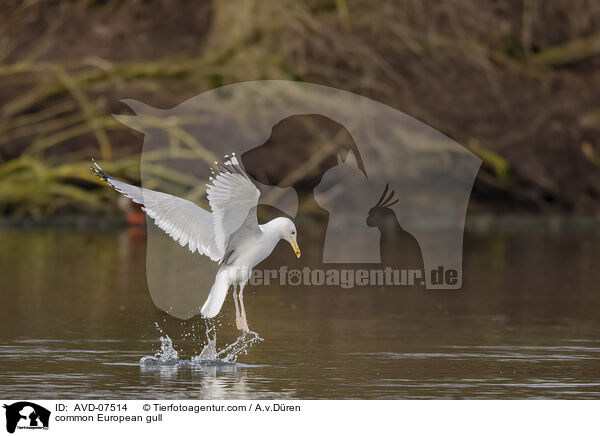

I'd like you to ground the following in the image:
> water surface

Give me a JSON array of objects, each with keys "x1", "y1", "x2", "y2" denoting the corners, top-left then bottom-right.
[{"x1": 1, "y1": 224, "x2": 599, "y2": 399}]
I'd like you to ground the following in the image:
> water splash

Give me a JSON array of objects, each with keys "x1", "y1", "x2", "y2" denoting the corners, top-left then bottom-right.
[
  {"x1": 194, "y1": 318, "x2": 219, "y2": 361},
  {"x1": 139, "y1": 322, "x2": 180, "y2": 366},
  {"x1": 216, "y1": 331, "x2": 263, "y2": 363},
  {"x1": 140, "y1": 319, "x2": 263, "y2": 367}
]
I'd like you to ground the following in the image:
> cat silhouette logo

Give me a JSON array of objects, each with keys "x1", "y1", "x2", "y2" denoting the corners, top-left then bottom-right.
[{"x1": 3, "y1": 402, "x2": 50, "y2": 433}]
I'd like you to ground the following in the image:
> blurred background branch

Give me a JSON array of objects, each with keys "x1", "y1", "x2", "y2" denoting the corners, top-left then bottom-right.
[{"x1": 0, "y1": 0, "x2": 599, "y2": 219}]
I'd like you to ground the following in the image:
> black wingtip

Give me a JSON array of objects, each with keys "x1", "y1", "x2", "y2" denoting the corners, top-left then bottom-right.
[
  {"x1": 215, "y1": 162, "x2": 230, "y2": 174},
  {"x1": 90, "y1": 159, "x2": 110, "y2": 182}
]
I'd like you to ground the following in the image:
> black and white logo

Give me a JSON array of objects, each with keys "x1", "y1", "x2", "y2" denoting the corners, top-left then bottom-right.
[{"x1": 3, "y1": 402, "x2": 50, "y2": 434}]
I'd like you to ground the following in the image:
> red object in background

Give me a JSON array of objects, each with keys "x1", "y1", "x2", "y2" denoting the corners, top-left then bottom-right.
[
  {"x1": 118, "y1": 196, "x2": 146, "y2": 225},
  {"x1": 126, "y1": 207, "x2": 145, "y2": 225}
]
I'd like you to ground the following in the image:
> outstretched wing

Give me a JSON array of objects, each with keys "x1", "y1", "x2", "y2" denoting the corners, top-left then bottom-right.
[
  {"x1": 91, "y1": 161, "x2": 221, "y2": 262},
  {"x1": 206, "y1": 154, "x2": 261, "y2": 259}
]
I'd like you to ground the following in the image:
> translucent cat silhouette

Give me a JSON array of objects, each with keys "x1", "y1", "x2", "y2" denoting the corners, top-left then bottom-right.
[{"x1": 314, "y1": 150, "x2": 381, "y2": 263}]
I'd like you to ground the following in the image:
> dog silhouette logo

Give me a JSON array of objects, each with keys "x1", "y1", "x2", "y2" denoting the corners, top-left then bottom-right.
[
  {"x1": 3, "y1": 402, "x2": 50, "y2": 433},
  {"x1": 112, "y1": 80, "x2": 481, "y2": 318}
]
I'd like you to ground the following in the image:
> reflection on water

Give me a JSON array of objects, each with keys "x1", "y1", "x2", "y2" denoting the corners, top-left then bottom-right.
[{"x1": 0, "y1": 224, "x2": 599, "y2": 399}]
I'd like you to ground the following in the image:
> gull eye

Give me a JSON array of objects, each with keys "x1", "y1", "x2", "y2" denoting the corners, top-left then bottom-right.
[{"x1": 291, "y1": 231, "x2": 295, "y2": 235}]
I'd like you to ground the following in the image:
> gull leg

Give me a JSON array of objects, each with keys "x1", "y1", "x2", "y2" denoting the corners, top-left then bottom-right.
[
  {"x1": 239, "y1": 282, "x2": 250, "y2": 333},
  {"x1": 232, "y1": 283, "x2": 242, "y2": 331}
]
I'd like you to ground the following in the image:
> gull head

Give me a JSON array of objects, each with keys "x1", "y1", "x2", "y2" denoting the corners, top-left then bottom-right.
[{"x1": 270, "y1": 217, "x2": 301, "y2": 258}]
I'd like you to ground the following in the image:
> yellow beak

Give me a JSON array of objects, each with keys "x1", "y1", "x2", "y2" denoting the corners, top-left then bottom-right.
[{"x1": 289, "y1": 238, "x2": 301, "y2": 258}]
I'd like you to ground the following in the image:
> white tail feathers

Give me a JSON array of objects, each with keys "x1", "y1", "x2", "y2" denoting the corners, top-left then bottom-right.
[{"x1": 201, "y1": 269, "x2": 231, "y2": 318}]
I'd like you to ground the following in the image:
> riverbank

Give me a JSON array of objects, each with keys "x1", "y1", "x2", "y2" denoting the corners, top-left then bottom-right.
[
  {"x1": 2, "y1": 213, "x2": 599, "y2": 234},
  {"x1": 1, "y1": 1, "x2": 600, "y2": 218}
]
